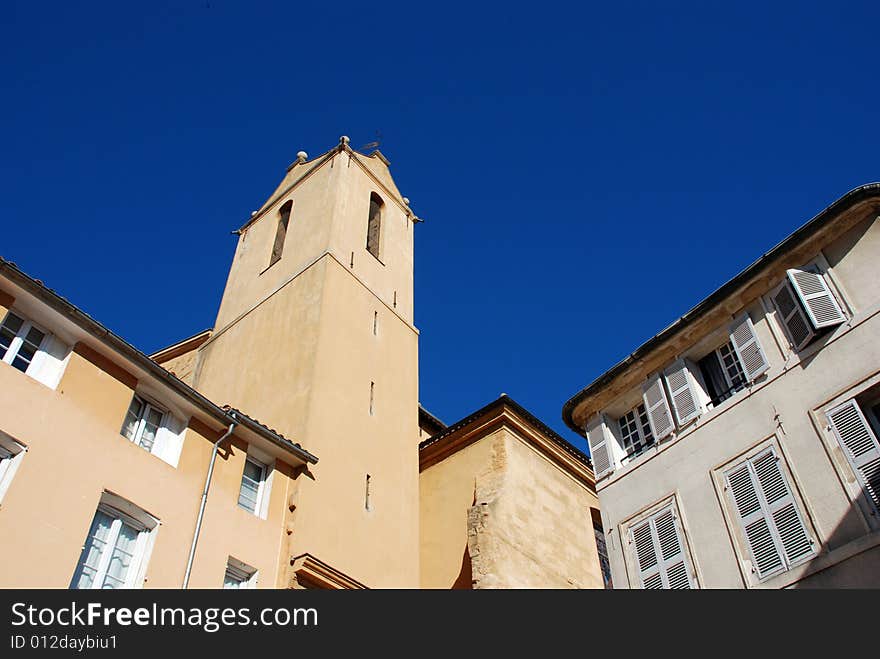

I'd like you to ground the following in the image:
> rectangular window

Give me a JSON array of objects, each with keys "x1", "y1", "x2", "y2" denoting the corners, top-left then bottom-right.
[
  {"x1": 593, "y1": 523, "x2": 613, "y2": 589},
  {"x1": 628, "y1": 504, "x2": 696, "y2": 589},
  {"x1": 268, "y1": 200, "x2": 292, "y2": 267},
  {"x1": 697, "y1": 340, "x2": 747, "y2": 407},
  {"x1": 121, "y1": 395, "x2": 165, "y2": 452},
  {"x1": 71, "y1": 496, "x2": 157, "y2": 590},
  {"x1": 617, "y1": 403, "x2": 655, "y2": 461},
  {"x1": 223, "y1": 557, "x2": 257, "y2": 589},
  {"x1": 238, "y1": 457, "x2": 267, "y2": 515},
  {"x1": 724, "y1": 446, "x2": 815, "y2": 581},
  {"x1": 0, "y1": 311, "x2": 68, "y2": 388}
]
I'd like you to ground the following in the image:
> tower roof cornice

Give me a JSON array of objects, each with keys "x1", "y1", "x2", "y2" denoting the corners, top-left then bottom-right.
[{"x1": 236, "y1": 137, "x2": 419, "y2": 235}]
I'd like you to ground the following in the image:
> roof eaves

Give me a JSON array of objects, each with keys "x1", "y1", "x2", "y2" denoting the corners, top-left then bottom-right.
[
  {"x1": 0, "y1": 258, "x2": 318, "y2": 465},
  {"x1": 561, "y1": 182, "x2": 880, "y2": 435}
]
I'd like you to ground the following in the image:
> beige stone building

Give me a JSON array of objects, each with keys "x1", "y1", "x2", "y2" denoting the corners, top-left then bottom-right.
[
  {"x1": 0, "y1": 137, "x2": 604, "y2": 589},
  {"x1": 564, "y1": 183, "x2": 880, "y2": 588}
]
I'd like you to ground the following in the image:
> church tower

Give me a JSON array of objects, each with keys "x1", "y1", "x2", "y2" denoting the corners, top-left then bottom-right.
[{"x1": 192, "y1": 137, "x2": 420, "y2": 587}]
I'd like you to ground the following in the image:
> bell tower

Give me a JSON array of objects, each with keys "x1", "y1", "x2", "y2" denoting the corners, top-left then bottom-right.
[{"x1": 192, "y1": 137, "x2": 420, "y2": 587}]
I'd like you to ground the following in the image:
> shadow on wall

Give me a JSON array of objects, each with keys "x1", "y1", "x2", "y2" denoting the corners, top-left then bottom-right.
[
  {"x1": 788, "y1": 494, "x2": 880, "y2": 589},
  {"x1": 451, "y1": 546, "x2": 472, "y2": 589}
]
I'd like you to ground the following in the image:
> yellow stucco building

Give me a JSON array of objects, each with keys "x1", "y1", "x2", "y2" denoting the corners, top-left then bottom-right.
[{"x1": 0, "y1": 137, "x2": 604, "y2": 589}]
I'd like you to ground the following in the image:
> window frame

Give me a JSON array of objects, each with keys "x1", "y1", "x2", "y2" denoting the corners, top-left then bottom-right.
[
  {"x1": 0, "y1": 311, "x2": 50, "y2": 376},
  {"x1": 121, "y1": 394, "x2": 168, "y2": 454},
  {"x1": 70, "y1": 495, "x2": 158, "y2": 590},
  {"x1": 616, "y1": 403, "x2": 655, "y2": 463},
  {"x1": 237, "y1": 456, "x2": 268, "y2": 516},
  {"x1": 715, "y1": 440, "x2": 817, "y2": 586},
  {"x1": 622, "y1": 496, "x2": 699, "y2": 589}
]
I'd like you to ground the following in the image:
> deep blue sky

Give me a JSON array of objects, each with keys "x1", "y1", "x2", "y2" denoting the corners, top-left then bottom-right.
[{"x1": 2, "y1": 2, "x2": 878, "y2": 453}]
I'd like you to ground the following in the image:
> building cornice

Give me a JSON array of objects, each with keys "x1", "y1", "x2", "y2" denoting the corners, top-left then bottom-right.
[
  {"x1": 419, "y1": 395, "x2": 595, "y2": 490},
  {"x1": 562, "y1": 182, "x2": 880, "y2": 436}
]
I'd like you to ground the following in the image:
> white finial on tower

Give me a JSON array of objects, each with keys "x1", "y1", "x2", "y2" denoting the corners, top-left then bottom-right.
[
  {"x1": 403, "y1": 197, "x2": 410, "y2": 206},
  {"x1": 296, "y1": 151, "x2": 308, "y2": 162},
  {"x1": 339, "y1": 135, "x2": 350, "y2": 145}
]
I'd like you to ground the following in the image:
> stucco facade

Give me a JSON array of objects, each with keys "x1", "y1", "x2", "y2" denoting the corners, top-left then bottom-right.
[
  {"x1": 0, "y1": 137, "x2": 605, "y2": 589},
  {"x1": 564, "y1": 185, "x2": 880, "y2": 588},
  {"x1": 420, "y1": 397, "x2": 603, "y2": 589}
]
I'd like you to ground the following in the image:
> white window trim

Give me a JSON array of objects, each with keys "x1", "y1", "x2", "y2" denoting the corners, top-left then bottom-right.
[
  {"x1": 71, "y1": 492, "x2": 158, "y2": 590},
  {"x1": 0, "y1": 433, "x2": 26, "y2": 505},
  {"x1": 120, "y1": 393, "x2": 188, "y2": 468},
  {"x1": 0, "y1": 311, "x2": 69, "y2": 389},
  {"x1": 616, "y1": 403, "x2": 654, "y2": 464},
  {"x1": 123, "y1": 394, "x2": 167, "y2": 451},
  {"x1": 712, "y1": 437, "x2": 817, "y2": 587},
  {"x1": 621, "y1": 495, "x2": 699, "y2": 589},
  {"x1": 238, "y1": 454, "x2": 273, "y2": 519}
]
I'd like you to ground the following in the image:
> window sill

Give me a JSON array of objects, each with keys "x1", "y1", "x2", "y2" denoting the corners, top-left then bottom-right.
[{"x1": 365, "y1": 249, "x2": 385, "y2": 267}]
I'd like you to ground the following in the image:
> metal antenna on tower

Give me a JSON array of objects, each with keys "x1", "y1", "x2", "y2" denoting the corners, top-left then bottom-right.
[{"x1": 360, "y1": 130, "x2": 383, "y2": 151}]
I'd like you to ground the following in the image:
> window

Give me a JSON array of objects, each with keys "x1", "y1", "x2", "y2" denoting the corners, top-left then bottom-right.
[
  {"x1": 697, "y1": 340, "x2": 746, "y2": 407},
  {"x1": 826, "y1": 398, "x2": 880, "y2": 514},
  {"x1": 0, "y1": 311, "x2": 68, "y2": 388},
  {"x1": 238, "y1": 457, "x2": 267, "y2": 515},
  {"x1": 593, "y1": 521, "x2": 613, "y2": 589},
  {"x1": 366, "y1": 192, "x2": 383, "y2": 260},
  {"x1": 71, "y1": 495, "x2": 157, "y2": 589},
  {"x1": 724, "y1": 446, "x2": 814, "y2": 581},
  {"x1": 268, "y1": 200, "x2": 292, "y2": 267},
  {"x1": 628, "y1": 504, "x2": 696, "y2": 589},
  {"x1": 617, "y1": 403, "x2": 655, "y2": 461},
  {"x1": 0, "y1": 433, "x2": 26, "y2": 504},
  {"x1": 224, "y1": 557, "x2": 257, "y2": 589},
  {"x1": 588, "y1": 313, "x2": 768, "y2": 480},
  {"x1": 770, "y1": 267, "x2": 846, "y2": 351},
  {"x1": 122, "y1": 395, "x2": 165, "y2": 452},
  {"x1": 120, "y1": 394, "x2": 187, "y2": 466}
]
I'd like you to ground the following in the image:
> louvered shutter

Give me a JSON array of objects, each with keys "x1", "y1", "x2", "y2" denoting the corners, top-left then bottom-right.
[
  {"x1": 827, "y1": 399, "x2": 880, "y2": 511},
  {"x1": 586, "y1": 414, "x2": 612, "y2": 478},
  {"x1": 630, "y1": 518, "x2": 662, "y2": 589},
  {"x1": 642, "y1": 374, "x2": 675, "y2": 440},
  {"x1": 726, "y1": 448, "x2": 814, "y2": 580},
  {"x1": 652, "y1": 507, "x2": 694, "y2": 588},
  {"x1": 787, "y1": 269, "x2": 846, "y2": 330},
  {"x1": 630, "y1": 506, "x2": 694, "y2": 589},
  {"x1": 770, "y1": 281, "x2": 815, "y2": 351},
  {"x1": 663, "y1": 359, "x2": 700, "y2": 427},
  {"x1": 751, "y1": 450, "x2": 813, "y2": 568},
  {"x1": 729, "y1": 313, "x2": 769, "y2": 382}
]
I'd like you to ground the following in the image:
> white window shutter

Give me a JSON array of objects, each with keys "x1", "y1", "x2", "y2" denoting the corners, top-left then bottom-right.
[
  {"x1": 726, "y1": 448, "x2": 814, "y2": 580},
  {"x1": 663, "y1": 359, "x2": 700, "y2": 427},
  {"x1": 630, "y1": 518, "x2": 662, "y2": 589},
  {"x1": 29, "y1": 335, "x2": 70, "y2": 390},
  {"x1": 827, "y1": 399, "x2": 880, "y2": 511},
  {"x1": 642, "y1": 374, "x2": 674, "y2": 440},
  {"x1": 786, "y1": 268, "x2": 846, "y2": 330},
  {"x1": 729, "y1": 313, "x2": 769, "y2": 382},
  {"x1": 750, "y1": 450, "x2": 813, "y2": 567},
  {"x1": 586, "y1": 414, "x2": 612, "y2": 478},
  {"x1": 770, "y1": 281, "x2": 815, "y2": 351},
  {"x1": 154, "y1": 414, "x2": 187, "y2": 468},
  {"x1": 726, "y1": 461, "x2": 785, "y2": 579},
  {"x1": 630, "y1": 506, "x2": 695, "y2": 589}
]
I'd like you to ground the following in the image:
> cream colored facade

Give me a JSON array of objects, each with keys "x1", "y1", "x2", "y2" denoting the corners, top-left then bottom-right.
[
  {"x1": 419, "y1": 397, "x2": 603, "y2": 589},
  {"x1": 0, "y1": 137, "x2": 605, "y2": 589},
  {"x1": 564, "y1": 184, "x2": 880, "y2": 588}
]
